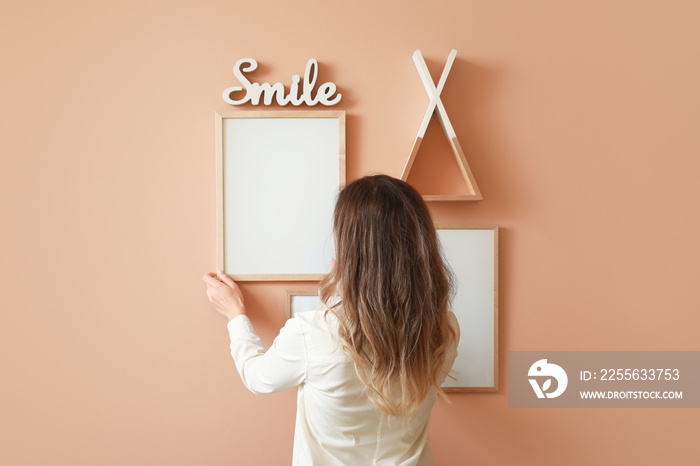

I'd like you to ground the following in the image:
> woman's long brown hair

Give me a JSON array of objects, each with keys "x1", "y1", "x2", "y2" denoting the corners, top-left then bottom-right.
[{"x1": 319, "y1": 175, "x2": 457, "y2": 418}]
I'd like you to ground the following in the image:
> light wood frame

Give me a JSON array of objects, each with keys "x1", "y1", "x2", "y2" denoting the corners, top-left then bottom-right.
[
  {"x1": 216, "y1": 110, "x2": 346, "y2": 281},
  {"x1": 436, "y1": 224, "x2": 498, "y2": 392},
  {"x1": 285, "y1": 290, "x2": 321, "y2": 319}
]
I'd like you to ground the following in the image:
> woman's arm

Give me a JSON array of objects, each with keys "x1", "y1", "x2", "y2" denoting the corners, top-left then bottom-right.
[
  {"x1": 203, "y1": 271, "x2": 307, "y2": 394},
  {"x1": 227, "y1": 315, "x2": 307, "y2": 394}
]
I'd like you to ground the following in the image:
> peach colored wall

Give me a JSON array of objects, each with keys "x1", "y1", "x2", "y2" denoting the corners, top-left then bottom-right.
[{"x1": 1, "y1": 1, "x2": 698, "y2": 464}]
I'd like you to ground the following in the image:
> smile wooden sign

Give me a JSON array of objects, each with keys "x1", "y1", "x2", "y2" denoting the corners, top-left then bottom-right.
[{"x1": 222, "y1": 58, "x2": 342, "y2": 106}]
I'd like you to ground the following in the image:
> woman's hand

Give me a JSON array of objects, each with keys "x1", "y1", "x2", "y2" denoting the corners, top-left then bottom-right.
[{"x1": 202, "y1": 270, "x2": 246, "y2": 322}]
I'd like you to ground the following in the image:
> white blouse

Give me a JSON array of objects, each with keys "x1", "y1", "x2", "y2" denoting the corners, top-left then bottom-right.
[{"x1": 227, "y1": 309, "x2": 459, "y2": 466}]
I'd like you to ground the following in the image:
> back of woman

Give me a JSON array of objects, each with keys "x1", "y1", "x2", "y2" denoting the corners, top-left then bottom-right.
[
  {"x1": 289, "y1": 309, "x2": 458, "y2": 465},
  {"x1": 204, "y1": 174, "x2": 460, "y2": 465}
]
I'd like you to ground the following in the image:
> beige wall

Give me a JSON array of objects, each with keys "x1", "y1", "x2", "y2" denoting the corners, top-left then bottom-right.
[{"x1": 1, "y1": 1, "x2": 699, "y2": 464}]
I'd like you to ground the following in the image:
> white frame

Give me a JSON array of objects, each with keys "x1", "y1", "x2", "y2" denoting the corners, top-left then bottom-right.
[{"x1": 215, "y1": 111, "x2": 346, "y2": 281}]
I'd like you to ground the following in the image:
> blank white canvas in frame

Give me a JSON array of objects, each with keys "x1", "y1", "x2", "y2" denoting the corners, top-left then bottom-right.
[
  {"x1": 437, "y1": 227, "x2": 498, "y2": 391},
  {"x1": 218, "y1": 112, "x2": 344, "y2": 280},
  {"x1": 290, "y1": 294, "x2": 323, "y2": 316}
]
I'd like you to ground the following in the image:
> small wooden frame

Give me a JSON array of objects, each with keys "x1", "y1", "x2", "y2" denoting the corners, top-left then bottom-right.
[
  {"x1": 401, "y1": 50, "x2": 482, "y2": 201},
  {"x1": 216, "y1": 111, "x2": 346, "y2": 281},
  {"x1": 285, "y1": 290, "x2": 322, "y2": 319},
  {"x1": 437, "y1": 225, "x2": 498, "y2": 392}
]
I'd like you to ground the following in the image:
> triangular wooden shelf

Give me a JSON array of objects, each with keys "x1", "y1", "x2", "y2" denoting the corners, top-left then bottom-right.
[{"x1": 401, "y1": 49, "x2": 482, "y2": 201}]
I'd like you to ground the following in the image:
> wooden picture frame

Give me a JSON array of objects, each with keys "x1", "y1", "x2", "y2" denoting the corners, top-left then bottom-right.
[
  {"x1": 285, "y1": 290, "x2": 322, "y2": 319},
  {"x1": 215, "y1": 111, "x2": 346, "y2": 281},
  {"x1": 437, "y1": 225, "x2": 499, "y2": 392}
]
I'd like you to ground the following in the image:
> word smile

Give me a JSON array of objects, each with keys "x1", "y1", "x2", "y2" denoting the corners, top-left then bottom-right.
[{"x1": 223, "y1": 58, "x2": 341, "y2": 106}]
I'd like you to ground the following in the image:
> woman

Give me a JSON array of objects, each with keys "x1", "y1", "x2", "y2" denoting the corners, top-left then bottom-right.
[{"x1": 203, "y1": 175, "x2": 460, "y2": 465}]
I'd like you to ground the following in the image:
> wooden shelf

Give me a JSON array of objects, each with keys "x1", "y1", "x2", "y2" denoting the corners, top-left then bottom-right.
[{"x1": 401, "y1": 50, "x2": 482, "y2": 201}]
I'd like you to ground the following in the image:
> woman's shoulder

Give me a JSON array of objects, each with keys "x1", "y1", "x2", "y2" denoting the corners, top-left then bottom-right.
[
  {"x1": 291, "y1": 309, "x2": 348, "y2": 361},
  {"x1": 292, "y1": 308, "x2": 329, "y2": 320},
  {"x1": 292, "y1": 309, "x2": 340, "y2": 333}
]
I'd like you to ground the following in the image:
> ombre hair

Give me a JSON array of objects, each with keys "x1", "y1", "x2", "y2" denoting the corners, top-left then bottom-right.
[{"x1": 319, "y1": 174, "x2": 457, "y2": 418}]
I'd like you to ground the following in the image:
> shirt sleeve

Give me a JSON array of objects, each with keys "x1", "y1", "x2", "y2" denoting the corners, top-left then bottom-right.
[
  {"x1": 437, "y1": 311, "x2": 461, "y2": 386},
  {"x1": 226, "y1": 315, "x2": 307, "y2": 395}
]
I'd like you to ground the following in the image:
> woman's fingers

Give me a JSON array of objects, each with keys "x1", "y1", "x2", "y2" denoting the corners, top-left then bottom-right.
[
  {"x1": 216, "y1": 270, "x2": 236, "y2": 287},
  {"x1": 202, "y1": 274, "x2": 221, "y2": 287},
  {"x1": 202, "y1": 271, "x2": 235, "y2": 288},
  {"x1": 202, "y1": 270, "x2": 246, "y2": 320}
]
